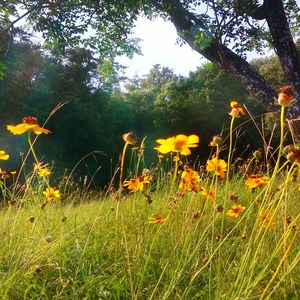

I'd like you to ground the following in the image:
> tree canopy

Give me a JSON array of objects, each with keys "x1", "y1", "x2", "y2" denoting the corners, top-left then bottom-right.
[
  {"x1": 1, "y1": 1, "x2": 299, "y2": 116},
  {"x1": 1, "y1": 33, "x2": 278, "y2": 186}
]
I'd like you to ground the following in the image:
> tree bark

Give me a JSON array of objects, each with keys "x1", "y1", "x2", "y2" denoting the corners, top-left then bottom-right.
[
  {"x1": 160, "y1": 0, "x2": 300, "y2": 141},
  {"x1": 160, "y1": 0, "x2": 277, "y2": 108},
  {"x1": 263, "y1": 0, "x2": 300, "y2": 140}
]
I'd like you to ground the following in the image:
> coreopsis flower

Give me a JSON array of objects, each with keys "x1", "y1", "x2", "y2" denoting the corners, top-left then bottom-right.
[
  {"x1": 209, "y1": 134, "x2": 222, "y2": 147},
  {"x1": 278, "y1": 85, "x2": 294, "y2": 107},
  {"x1": 43, "y1": 187, "x2": 60, "y2": 201},
  {"x1": 155, "y1": 134, "x2": 199, "y2": 155},
  {"x1": 122, "y1": 132, "x2": 136, "y2": 145},
  {"x1": 206, "y1": 157, "x2": 227, "y2": 178},
  {"x1": 229, "y1": 101, "x2": 245, "y2": 117},
  {"x1": 7, "y1": 116, "x2": 50, "y2": 135},
  {"x1": 123, "y1": 175, "x2": 151, "y2": 192},
  {"x1": 259, "y1": 210, "x2": 276, "y2": 228},
  {"x1": 226, "y1": 204, "x2": 245, "y2": 218},
  {"x1": 0, "y1": 150, "x2": 9, "y2": 160},
  {"x1": 148, "y1": 215, "x2": 167, "y2": 224},
  {"x1": 179, "y1": 166, "x2": 201, "y2": 191},
  {"x1": 245, "y1": 174, "x2": 269, "y2": 190},
  {"x1": 200, "y1": 187, "x2": 216, "y2": 201},
  {"x1": 37, "y1": 167, "x2": 51, "y2": 177},
  {"x1": 283, "y1": 145, "x2": 300, "y2": 164}
]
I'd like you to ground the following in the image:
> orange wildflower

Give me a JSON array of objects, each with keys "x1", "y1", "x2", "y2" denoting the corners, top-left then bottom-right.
[
  {"x1": 148, "y1": 215, "x2": 167, "y2": 224},
  {"x1": 245, "y1": 174, "x2": 269, "y2": 190},
  {"x1": 179, "y1": 166, "x2": 201, "y2": 191},
  {"x1": 278, "y1": 85, "x2": 294, "y2": 107},
  {"x1": 229, "y1": 101, "x2": 245, "y2": 117},
  {"x1": 283, "y1": 145, "x2": 300, "y2": 164}
]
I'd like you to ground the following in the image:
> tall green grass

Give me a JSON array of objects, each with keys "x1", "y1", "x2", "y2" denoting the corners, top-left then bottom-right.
[{"x1": 1, "y1": 177, "x2": 300, "y2": 299}]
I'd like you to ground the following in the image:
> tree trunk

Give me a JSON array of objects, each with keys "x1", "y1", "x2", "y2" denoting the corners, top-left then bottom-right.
[
  {"x1": 263, "y1": 0, "x2": 300, "y2": 140},
  {"x1": 160, "y1": 0, "x2": 277, "y2": 108},
  {"x1": 160, "y1": 0, "x2": 300, "y2": 141}
]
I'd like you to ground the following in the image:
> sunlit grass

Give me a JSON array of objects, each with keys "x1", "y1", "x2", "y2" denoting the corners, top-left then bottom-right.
[
  {"x1": 1, "y1": 90, "x2": 300, "y2": 298},
  {"x1": 0, "y1": 177, "x2": 300, "y2": 299}
]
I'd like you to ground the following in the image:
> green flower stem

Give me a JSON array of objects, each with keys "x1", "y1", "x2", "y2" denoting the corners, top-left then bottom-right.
[
  {"x1": 170, "y1": 153, "x2": 179, "y2": 192},
  {"x1": 273, "y1": 106, "x2": 285, "y2": 177},
  {"x1": 226, "y1": 116, "x2": 235, "y2": 190},
  {"x1": 119, "y1": 141, "x2": 129, "y2": 192},
  {"x1": 28, "y1": 132, "x2": 39, "y2": 165}
]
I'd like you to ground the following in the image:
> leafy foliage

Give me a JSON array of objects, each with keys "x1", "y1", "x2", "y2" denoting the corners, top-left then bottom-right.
[{"x1": 0, "y1": 34, "x2": 288, "y2": 186}]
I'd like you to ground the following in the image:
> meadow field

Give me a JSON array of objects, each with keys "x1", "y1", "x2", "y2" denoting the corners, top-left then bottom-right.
[{"x1": 0, "y1": 94, "x2": 300, "y2": 299}]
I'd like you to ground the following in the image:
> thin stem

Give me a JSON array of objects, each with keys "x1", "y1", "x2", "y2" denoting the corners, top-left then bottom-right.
[
  {"x1": 273, "y1": 106, "x2": 285, "y2": 177},
  {"x1": 119, "y1": 141, "x2": 129, "y2": 192},
  {"x1": 27, "y1": 132, "x2": 39, "y2": 164},
  {"x1": 226, "y1": 116, "x2": 235, "y2": 190},
  {"x1": 170, "y1": 153, "x2": 179, "y2": 192}
]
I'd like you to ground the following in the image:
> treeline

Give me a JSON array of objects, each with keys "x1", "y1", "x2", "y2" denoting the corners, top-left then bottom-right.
[{"x1": 0, "y1": 31, "x2": 287, "y2": 187}]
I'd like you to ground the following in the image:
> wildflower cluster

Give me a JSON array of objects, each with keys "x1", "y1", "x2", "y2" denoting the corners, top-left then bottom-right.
[{"x1": 5, "y1": 116, "x2": 60, "y2": 204}]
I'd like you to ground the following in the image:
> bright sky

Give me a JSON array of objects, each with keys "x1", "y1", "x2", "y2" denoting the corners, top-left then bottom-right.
[{"x1": 118, "y1": 17, "x2": 205, "y2": 78}]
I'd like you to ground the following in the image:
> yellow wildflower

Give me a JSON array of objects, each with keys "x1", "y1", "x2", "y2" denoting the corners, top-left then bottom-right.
[
  {"x1": 200, "y1": 187, "x2": 216, "y2": 201},
  {"x1": 7, "y1": 116, "x2": 50, "y2": 135},
  {"x1": 179, "y1": 166, "x2": 201, "y2": 191},
  {"x1": 206, "y1": 157, "x2": 227, "y2": 178},
  {"x1": 123, "y1": 175, "x2": 151, "y2": 192},
  {"x1": 155, "y1": 134, "x2": 199, "y2": 155},
  {"x1": 226, "y1": 204, "x2": 245, "y2": 218},
  {"x1": 0, "y1": 150, "x2": 9, "y2": 160},
  {"x1": 43, "y1": 187, "x2": 60, "y2": 201},
  {"x1": 37, "y1": 167, "x2": 51, "y2": 177}
]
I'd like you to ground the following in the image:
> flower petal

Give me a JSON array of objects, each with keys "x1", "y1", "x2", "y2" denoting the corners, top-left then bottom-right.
[{"x1": 187, "y1": 134, "x2": 199, "y2": 144}]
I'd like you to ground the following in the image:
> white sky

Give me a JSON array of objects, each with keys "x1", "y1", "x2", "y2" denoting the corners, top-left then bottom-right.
[{"x1": 118, "y1": 17, "x2": 205, "y2": 78}]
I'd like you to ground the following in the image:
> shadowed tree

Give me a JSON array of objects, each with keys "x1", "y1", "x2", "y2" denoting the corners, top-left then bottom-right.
[{"x1": 0, "y1": 0, "x2": 300, "y2": 137}]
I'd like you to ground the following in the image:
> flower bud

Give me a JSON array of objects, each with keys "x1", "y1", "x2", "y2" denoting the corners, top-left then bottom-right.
[
  {"x1": 278, "y1": 85, "x2": 294, "y2": 107},
  {"x1": 122, "y1": 132, "x2": 136, "y2": 145}
]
